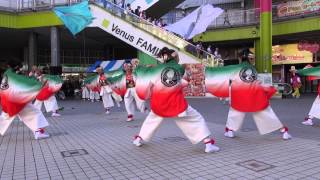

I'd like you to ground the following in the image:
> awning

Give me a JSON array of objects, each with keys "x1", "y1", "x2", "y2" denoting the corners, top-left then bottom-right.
[{"x1": 87, "y1": 59, "x2": 127, "y2": 72}]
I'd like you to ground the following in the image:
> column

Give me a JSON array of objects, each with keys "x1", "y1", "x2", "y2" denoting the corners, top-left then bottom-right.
[
  {"x1": 256, "y1": 0, "x2": 272, "y2": 73},
  {"x1": 50, "y1": 26, "x2": 60, "y2": 66},
  {"x1": 28, "y1": 32, "x2": 37, "y2": 71}
]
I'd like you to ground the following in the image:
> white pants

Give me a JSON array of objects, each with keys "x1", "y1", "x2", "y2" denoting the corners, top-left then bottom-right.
[
  {"x1": 226, "y1": 106, "x2": 283, "y2": 135},
  {"x1": 90, "y1": 90, "x2": 100, "y2": 100},
  {"x1": 0, "y1": 103, "x2": 49, "y2": 135},
  {"x1": 308, "y1": 95, "x2": 320, "y2": 119},
  {"x1": 112, "y1": 92, "x2": 122, "y2": 103},
  {"x1": 124, "y1": 88, "x2": 145, "y2": 115},
  {"x1": 102, "y1": 93, "x2": 114, "y2": 109},
  {"x1": 138, "y1": 106, "x2": 211, "y2": 144},
  {"x1": 82, "y1": 87, "x2": 90, "y2": 99},
  {"x1": 34, "y1": 95, "x2": 59, "y2": 113}
]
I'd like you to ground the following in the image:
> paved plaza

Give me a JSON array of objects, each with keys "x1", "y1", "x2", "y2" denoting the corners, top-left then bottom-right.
[{"x1": 0, "y1": 95, "x2": 320, "y2": 180}]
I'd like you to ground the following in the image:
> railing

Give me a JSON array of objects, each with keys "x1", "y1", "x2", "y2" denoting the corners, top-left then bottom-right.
[
  {"x1": 0, "y1": 0, "x2": 82, "y2": 12},
  {"x1": 163, "y1": 5, "x2": 320, "y2": 29},
  {"x1": 95, "y1": 0, "x2": 220, "y2": 66}
]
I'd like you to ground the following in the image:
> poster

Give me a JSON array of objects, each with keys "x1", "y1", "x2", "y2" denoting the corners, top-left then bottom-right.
[
  {"x1": 277, "y1": 0, "x2": 320, "y2": 17},
  {"x1": 183, "y1": 64, "x2": 206, "y2": 96}
]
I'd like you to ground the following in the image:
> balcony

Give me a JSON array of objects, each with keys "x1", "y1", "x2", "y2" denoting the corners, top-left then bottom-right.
[{"x1": 163, "y1": 4, "x2": 320, "y2": 30}]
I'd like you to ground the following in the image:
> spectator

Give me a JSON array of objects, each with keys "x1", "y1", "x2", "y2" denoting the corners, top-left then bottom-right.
[
  {"x1": 157, "y1": 18, "x2": 164, "y2": 27},
  {"x1": 126, "y1": 3, "x2": 134, "y2": 14},
  {"x1": 240, "y1": 48, "x2": 252, "y2": 62},
  {"x1": 207, "y1": 45, "x2": 213, "y2": 54},
  {"x1": 121, "y1": 0, "x2": 125, "y2": 8},
  {"x1": 214, "y1": 47, "x2": 221, "y2": 58},
  {"x1": 140, "y1": 10, "x2": 146, "y2": 19},
  {"x1": 223, "y1": 9, "x2": 231, "y2": 26},
  {"x1": 152, "y1": 18, "x2": 157, "y2": 25},
  {"x1": 196, "y1": 42, "x2": 204, "y2": 59},
  {"x1": 134, "y1": 6, "x2": 141, "y2": 16},
  {"x1": 147, "y1": 17, "x2": 152, "y2": 23}
]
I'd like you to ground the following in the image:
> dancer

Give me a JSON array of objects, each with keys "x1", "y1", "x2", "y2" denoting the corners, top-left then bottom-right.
[
  {"x1": 133, "y1": 47, "x2": 220, "y2": 153},
  {"x1": 299, "y1": 65, "x2": 320, "y2": 126},
  {"x1": 97, "y1": 67, "x2": 114, "y2": 114},
  {"x1": 80, "y1": 74, "x2": 90, "y2": 100},
  {"x1": 33, "y1": 68, "x2": 63, "y2": 117},
  {"x1": 89, "y1": 89, "x2": 100, "y2": 102},
  {"x1": 205, "y1": 63, "x2": 291, "y2": 140},
  {"x1": 84, "y1": 73, "x2": 101, "y2": 102},
  {"x1": 122, "y1": 61, "x2": 147, "y2": 121},
  {"x1": 0, "y1": 60, "x2": 49, "y2": 139}
]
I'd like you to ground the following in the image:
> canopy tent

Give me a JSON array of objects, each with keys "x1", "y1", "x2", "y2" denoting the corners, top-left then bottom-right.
[{"x1": 87, "y1": 59, "x2": 128, "y2": 72}]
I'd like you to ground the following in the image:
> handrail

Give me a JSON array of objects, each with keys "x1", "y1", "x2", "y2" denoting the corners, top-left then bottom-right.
[{"x1": 94, "y1": 0, "x2": 219, "y2": 66}]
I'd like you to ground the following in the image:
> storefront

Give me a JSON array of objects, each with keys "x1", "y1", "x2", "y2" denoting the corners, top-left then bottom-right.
[{"x1": 270, "y1": 43, "x2": 318, "y2": 93}]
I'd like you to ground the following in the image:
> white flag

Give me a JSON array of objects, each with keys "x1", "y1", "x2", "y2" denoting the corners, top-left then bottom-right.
[{"x1": 165, "y1": 4, "x2": 223, "y2": 40}]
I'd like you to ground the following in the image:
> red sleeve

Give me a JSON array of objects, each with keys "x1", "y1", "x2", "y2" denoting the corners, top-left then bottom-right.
[{"x1": 264, "y1": 86, "x2": 277, "y2": 99}]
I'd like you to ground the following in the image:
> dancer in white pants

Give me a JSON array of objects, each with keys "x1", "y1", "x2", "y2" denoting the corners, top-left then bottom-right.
[
  {"x1": 34, "y1": 95, "x2": 61, "y2": 117},
  {"x1": 226, "y1": 106, "x2": 286, "y2": 135},
  {"x1": 205, "y1": 63, "x2": 291, "y2": 140},
  {"x1": 124, "y1": 87, "x2": 146, "y2": 121},
  {"x1": 223, "y1": 78, "x2": 291, "y2": 140},
  {"x1": 123, "y1": 63, "x2": 146, "y2": 121},
  {"x1": 90, "y1": 89, "x2": 100, "y2": 102},
  {"x1": 0, "y1": 61, "x2": 49, "y2": 139},
  {"x1": 82, "y1": 86, "x2": 90, "y2": 100},
  {"x1": 0, "y1": 103, "x2": 49, "y2": 139},
  {"x1": 133, "y1": 47, "x2": 219, "y2": 153},
  {"x1": 100, "y1": 84, "x2": 114, "y2": 114},
  {"x1": 303, "y1": 94, "x2": 320, "y2": 126}
]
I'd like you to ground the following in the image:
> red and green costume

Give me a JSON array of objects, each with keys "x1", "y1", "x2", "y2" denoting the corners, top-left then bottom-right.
[
  {"x1": 134, "y1": 60, "x2": 213, "y2": 145},
  {"x1": 0, "y1": 69, "x2": 49, "y2": 135},
  {"x1": 205, "y1": 63, "x2": 288, "y2": 136}
]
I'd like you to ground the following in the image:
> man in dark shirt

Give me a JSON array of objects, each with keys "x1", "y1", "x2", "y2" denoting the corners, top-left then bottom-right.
[{"x1": 134, "y1": 6, "x2": 141, "y2": 16}]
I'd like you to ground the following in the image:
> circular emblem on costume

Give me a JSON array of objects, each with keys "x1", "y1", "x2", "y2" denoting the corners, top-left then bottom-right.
[
  {"x1": 239, "y1": 66, "x2": 258, "y2": 83},
  {"x1": 161, "y1": 67, "x2": 181, "y2": 87},
  {"x1": 0, "y1": 75, "x2": 9, "y2": 90}
]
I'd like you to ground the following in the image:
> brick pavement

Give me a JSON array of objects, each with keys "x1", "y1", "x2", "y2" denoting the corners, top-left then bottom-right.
[{"x1": 0, "y1": 97, "x2": 320, "y2": 180}]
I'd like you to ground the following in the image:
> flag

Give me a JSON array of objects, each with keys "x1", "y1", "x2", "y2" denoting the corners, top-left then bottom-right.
[
  {"x1": 84, "y1": 74, "x2": 100, "y2": 92},
  {"x1": 36, "y1": 75, "x2": 63, "y2": 101},
  {"x1": 205, "y1": 63, "x2": 246, "y2": 98},
  {"x1": 298, "y1": 65, "x2": 320, "y2": 80},
  {"x1": 165, "y1": 4, "x2": 223, "y2": 40},
  {"x1": 106, "y1": 70, "x2": 127, "y2": 96},
  {"x1": 54, "y1": 1, "x2": 93, "y2": 36},
  {"x1": 0, "y1": 70, "x2": 42, "y2": 117}
]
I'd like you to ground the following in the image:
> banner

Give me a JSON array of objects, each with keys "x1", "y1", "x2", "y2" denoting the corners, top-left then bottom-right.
[
  {"x1": 251, "y1": 44, "x2": 313, "y2": 65},
  {"x1": 183, "y1": 64, "x2": 206, "y2": 96},
  {"x1": 277, "y1": 0, "x2": 320, "y2": 17},
  {"x1": 89, "y1": 5, "x2": 199, "y2": 64},
  {"x1": 272, "y1": 44, "x2": 313, "y2": 65}
]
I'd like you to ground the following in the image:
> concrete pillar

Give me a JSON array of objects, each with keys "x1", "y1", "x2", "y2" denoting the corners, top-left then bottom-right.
[
  {"x1": 28, "y1": 32, "x2": 37, "y2": 71},
  {"x1": 50, "y1": 26, "x2": 60, "y2": 66}
]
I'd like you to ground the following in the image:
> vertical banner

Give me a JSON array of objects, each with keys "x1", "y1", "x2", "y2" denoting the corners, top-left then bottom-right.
[{"x1": 183, "y1": 64, "x2": 206, "y2": 96}]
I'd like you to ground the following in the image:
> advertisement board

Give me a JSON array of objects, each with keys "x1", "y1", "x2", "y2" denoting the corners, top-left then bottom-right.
[
  {"x1": 277, "y1": 0, "x2": 320, "y2": 17},
  {"x1": 183, "y1": 64, "x2": 206, "y2": 96},
  {"x1": 250, "y1": 44, "x2": 313, "y2": 65}
]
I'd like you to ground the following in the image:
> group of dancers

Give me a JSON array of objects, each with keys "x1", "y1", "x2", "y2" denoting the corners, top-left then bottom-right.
[
  {"x1": 1, "y1": 47, "x2": 320, "y2": 153},
  {"x1": 0, "y1": 60, "x2": 62, "y2": 139}
]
